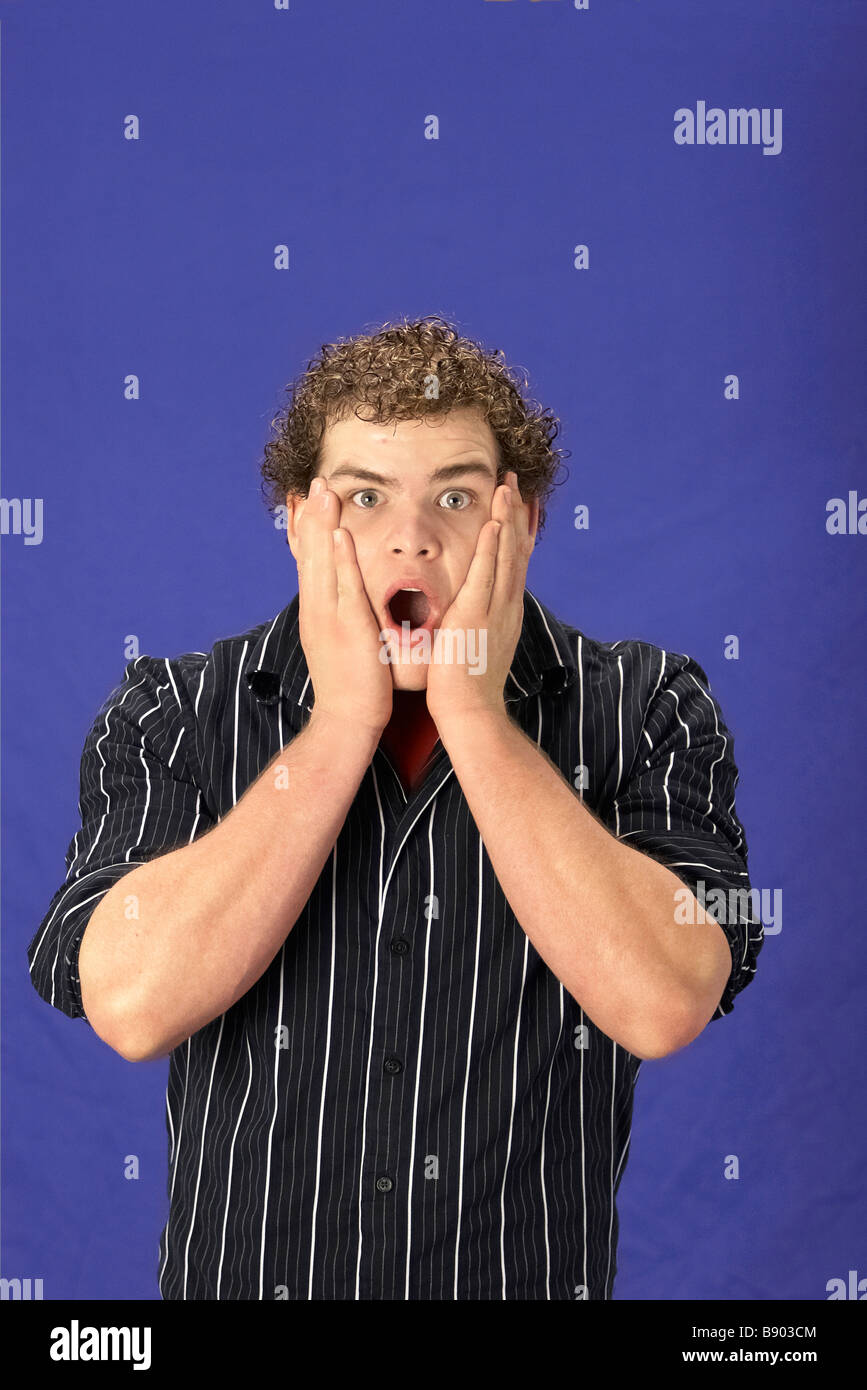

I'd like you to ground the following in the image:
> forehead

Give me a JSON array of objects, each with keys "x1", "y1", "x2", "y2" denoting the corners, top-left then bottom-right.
[{"x1": 319, "y1": 407, "x2": 497, "y2": 463}]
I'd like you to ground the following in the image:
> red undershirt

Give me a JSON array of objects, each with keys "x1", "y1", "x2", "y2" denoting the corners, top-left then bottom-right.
[{"x1": 379, "y1": 689, "x2": 441, "y2": 794}]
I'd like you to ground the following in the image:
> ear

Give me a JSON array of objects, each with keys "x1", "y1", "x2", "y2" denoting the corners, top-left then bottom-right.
[{"x1": 284, "y1": 491, "x2": 308, "y2": 562}]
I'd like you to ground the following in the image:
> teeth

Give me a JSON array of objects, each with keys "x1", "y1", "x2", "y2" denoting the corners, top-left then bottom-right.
[{"x1": 403, "y1": 587, "x2": 421, "y2": 592}]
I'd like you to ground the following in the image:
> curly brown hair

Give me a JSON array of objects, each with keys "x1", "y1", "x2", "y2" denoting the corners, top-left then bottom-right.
[{"x1": 258, "y1": 314, "x2": 568, "y2": 537}]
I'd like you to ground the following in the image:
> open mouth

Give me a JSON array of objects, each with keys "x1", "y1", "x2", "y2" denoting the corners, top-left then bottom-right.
[{"x1": 387, "y1": 588, "x2": 432, "y2": 631}]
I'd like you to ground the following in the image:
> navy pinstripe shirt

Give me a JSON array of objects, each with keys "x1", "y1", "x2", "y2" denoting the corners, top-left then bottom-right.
[{"x1": 27, "y1": 587, "x2": 763, "y2": 1300}]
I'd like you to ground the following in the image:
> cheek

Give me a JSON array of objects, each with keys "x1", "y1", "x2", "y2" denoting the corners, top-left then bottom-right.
[
  {"x1": 335, "y1": 507, "x2": 368, "y2": 547},
  {"x1": 460, "y1": 512, "x2": 489, "y2": 551},
  {"x1": 436, "y1": 503, "x2": 486, "y2": 552},
  {"x1": 338, "y1": 519, "x2": 378, "y2": 590},
  {"x1": 447, "y1": 528, "x2": 485, "y2": 586},
  {"x1": 340, "y1": 513, "x2": 371, "y2": 553}
]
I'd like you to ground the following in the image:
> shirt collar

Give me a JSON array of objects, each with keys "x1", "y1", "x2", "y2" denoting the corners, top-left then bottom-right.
[{"x1": 242, "y1": 586, "x2": 579, "y2": 713}]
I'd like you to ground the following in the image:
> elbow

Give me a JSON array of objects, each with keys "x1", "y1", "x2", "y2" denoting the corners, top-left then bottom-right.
[
  {"x1": 118, "y1": 1038, "x2": 170, "y2": 1064},
  {"x1": 635, "y1": 937, "x2": 732, "y2": 1060},
  {"x1": 80, "y1": 947, "x2": 166, "y2": 1062},
  {"x1": 115, "y1": 1006, "x2": 184, "y2": 1062},
  {"x1": 111, "y1": 1020, "x2": 170, "y2": 1064},
  {"x1": 626, "y1": 994, "x2": 713, "y2": 1061},
  {"x1": 644, "y1": 995, "x2": 722, "y2": 1059},
  {"x1": 633, "y1": 1027, "x2": 694, "y2": 1062},
  {"x1": 627, "y1": 1031, "x2": 685, "y2": 1062},
  {"x1": 80, "y1": 981, "x2": 129, "y2": 1059},
  {"x1": 87, "y1": 1006, "x2": 152, "y2": 1063},
  {"x1": 111, "y1": 1006, "x2": 172, "y2": 1063},
  {"x1": 81, "y1": 983, "x2": 164, "y2": 1063}
]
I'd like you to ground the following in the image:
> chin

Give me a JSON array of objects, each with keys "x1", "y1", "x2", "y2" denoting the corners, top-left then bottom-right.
[{"x1": 391, "y1": 663, "x2": 429, "y2": 692}]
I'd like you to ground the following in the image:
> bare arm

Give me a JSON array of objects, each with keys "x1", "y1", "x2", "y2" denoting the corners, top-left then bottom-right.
[
  {"x1": 79, "y1": 709, "x2": 380, "y2": 1062},
  {"x1": 424, "y1": 470, "x2": 750, "y2": 1059},
  {"x1": 82, "y1": 473, "x2": 395, "y2": 1063},
  {"x1": 435, "y1": 708, "x2": 731, "y2": 1060}
]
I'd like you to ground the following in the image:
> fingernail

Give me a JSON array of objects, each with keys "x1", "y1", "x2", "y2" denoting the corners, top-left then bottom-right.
[{"x1": 310, "y1": 476, "x2": 322, "y2": 496}]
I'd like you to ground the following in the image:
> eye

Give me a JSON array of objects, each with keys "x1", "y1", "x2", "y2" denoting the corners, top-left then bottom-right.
[
  {"x1": 350, "y1": 489, "x2": 381, "y2": 509},
  {"x1": 438, "y1": 489, "x2": 475, "y2": 510}
]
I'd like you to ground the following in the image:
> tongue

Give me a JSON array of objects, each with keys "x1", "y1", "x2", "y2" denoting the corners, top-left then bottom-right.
[{"x1": 390, "y1": 590, "x2": 431, "y2": 628}]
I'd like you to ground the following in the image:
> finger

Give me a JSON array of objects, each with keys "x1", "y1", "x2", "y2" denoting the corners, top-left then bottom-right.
[
  {"x1": 502, "y1": 475, "x2": 534, "y2": 596},
  {"x1": 455, "y1": 518, "x2": 500, "y2": 618},
  {"x1": 507, "y1": 471, "x2": 532, "y2": 553},
  {"x1": 332, "y1": 526, "x2": 372, "y2": 617},
  {"x1": 491, "y1": 489, "x2": 519, "y2": 608},
  {"x1": 514, "y1": 478, "x2": 536, "y2": 564},
  {"x1": 486, "y1": 480, "x2": 519, "y2": 604},
  {"x1": 297, "y1": 477, "x2": 339, "y2": 610}
]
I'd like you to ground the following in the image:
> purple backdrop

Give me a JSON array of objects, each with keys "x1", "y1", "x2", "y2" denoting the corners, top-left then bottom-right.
[{"x1": 3, "y1": 0, "x2": 865, "y2": 1300}]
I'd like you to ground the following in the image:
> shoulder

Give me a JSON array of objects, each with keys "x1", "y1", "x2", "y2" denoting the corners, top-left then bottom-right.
[
  {"x1": 101, "y1": 609, "x2": 282, "y2": 722},
  {"x1": 552, "y1": 610, "x2": 715, "y2": 712}
]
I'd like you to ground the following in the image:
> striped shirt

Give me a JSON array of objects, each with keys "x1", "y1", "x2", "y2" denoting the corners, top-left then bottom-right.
[{"x1": 27, "y1": 587, "x2": 763, "y2": 1300}]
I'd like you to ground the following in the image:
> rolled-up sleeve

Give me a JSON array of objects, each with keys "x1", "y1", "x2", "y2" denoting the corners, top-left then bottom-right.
[
  {"x1": 608, "y1": 649, "x2": 763, "y2": 1019},
  {"x1": 27, "y1": 654, "x2": 213, "y2": 1023}
]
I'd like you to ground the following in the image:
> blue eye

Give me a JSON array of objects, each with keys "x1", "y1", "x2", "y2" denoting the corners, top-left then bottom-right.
[
  {"x1": 438, "y1": 490, "x2": 473, "y2": 509},
  {"x1": 351, "y1": 490, "x2": 380, "y2": 508},
  {"x1": 348, "y1": 488, "x2": 475, "y2": 510}
]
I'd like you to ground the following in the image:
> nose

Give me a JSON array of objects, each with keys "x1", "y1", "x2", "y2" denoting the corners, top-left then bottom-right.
[{"x1": 383, "y1": 504, "x2": 443, "y2": 558}]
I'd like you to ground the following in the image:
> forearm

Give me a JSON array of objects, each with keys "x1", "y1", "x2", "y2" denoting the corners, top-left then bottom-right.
[
  {"x1": 79, "y1": 710, "x2": 380, "y2": 1062},
  {"x1": 438, "y1": 709, "x2": 731, "y2": 1059}
]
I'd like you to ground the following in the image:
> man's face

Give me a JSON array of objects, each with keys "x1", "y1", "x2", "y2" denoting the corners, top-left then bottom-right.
[{"x1": 287, "y1": 407, "x2": 515, "y2": 691}]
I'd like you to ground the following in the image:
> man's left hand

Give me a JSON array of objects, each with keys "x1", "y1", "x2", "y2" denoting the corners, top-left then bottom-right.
[{"x1": 425, "y1": 470, "x2": 536, "y2": 738}]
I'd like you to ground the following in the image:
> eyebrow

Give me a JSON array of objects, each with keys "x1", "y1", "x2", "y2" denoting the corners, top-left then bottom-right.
[{"x1": 323, "y1": 461, "x2": 497, "y2": 487}]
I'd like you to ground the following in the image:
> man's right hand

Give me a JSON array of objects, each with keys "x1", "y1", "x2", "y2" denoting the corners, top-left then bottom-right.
[{"x1": 293, "y1": 475, "x2": 393, "y2": 738}]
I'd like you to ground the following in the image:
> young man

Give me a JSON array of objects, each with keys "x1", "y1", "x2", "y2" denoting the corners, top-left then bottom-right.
[{"x1": 28, "y1": 316, "x2": 763, "y2": 1300}]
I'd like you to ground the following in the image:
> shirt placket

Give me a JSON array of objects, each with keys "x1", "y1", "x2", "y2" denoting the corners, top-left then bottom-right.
[{"x1": 353, "y1": 755, "x2": 455, "y2": 1299}]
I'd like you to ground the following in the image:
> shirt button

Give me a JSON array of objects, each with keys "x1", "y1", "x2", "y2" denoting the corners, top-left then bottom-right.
[
  {"x1": 375, "y1": 1175, "x2": 393, "y2": 1193},
  {"x1": 383, "y1": 1056, "x2": 403, "y2": 1075},
  {"x1": 390, "y1": 937, "x2": 410, "y2": 955}
]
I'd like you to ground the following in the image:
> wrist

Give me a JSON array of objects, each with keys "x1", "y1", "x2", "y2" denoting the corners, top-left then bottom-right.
[
  {"x1": 307, "y1": 706, "x2": 386, "y2": 752},
  {"x1": 432, "y1": 702, "x2": 512, "y2": 747}
]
